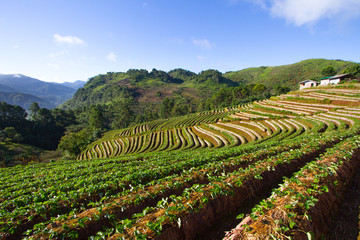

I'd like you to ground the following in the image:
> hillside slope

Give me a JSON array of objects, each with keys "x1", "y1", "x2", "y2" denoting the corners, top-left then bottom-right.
[
  {"x1": 224, "y1": 58, "x2": 359, "y2": 89},
  {"x1": 61, "y1": 59, "x2": 359, "y2": 111},
  {"x1": 60, "y1": 69, "x2": 239, "y2": 111}
]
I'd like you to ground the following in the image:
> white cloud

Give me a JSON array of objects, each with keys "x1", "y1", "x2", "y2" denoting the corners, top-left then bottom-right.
[
  {"x1": 106, "y1": 52, "x2": 117, "y2": 62},
  {"x1": 248, "y1": 0, "x2": 360, "y2": 26},
  {"x1": 192, "y1": 38, "x2": 214, "y2": 50},
  {"x1": 53, "y1": 34, "x2": 86, "y2": 46}
]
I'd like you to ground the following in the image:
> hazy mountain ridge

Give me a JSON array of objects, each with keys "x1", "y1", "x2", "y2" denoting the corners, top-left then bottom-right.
[
  {"x1": 0, "y1": 74, "x2": 79, "y2": 109},
  {"x1": 0, "y1": 83, "x2": 16, "y2": 92},
  {"x1": 60, "y1": 80, "x2": 86, "y2": 90},
  {"x1": 0, "y1": 91, "x2": 51, "y2": 109}
]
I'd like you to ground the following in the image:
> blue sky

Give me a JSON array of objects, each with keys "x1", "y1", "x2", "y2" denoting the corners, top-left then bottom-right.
[{"x1": 0, "y1": 0, "x2": 359, "y2": 83}]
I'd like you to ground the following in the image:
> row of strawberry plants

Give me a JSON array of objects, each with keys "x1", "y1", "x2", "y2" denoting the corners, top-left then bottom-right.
[
  {"x1": 227, "y1": 133, "x2": 360, "y2": 240},
  {"x1": 93, "y1": 129, "x2": 352, "y2": 239},
  {"x1": 81, "y1": 99, "x2": 354, "y2": 160},
  {"x1": 157, "y1": 111, "x2": 230, "y2": 130},
  {"x1": 104, "y1": 108, "x2": 233, "y2": 139},
  {"x1": 81, "y1": 125, "x2": 216, "y2": 159},
  {"x1": 1, "y1": 145, "x2": 243, "y2": 236},
  {"x1": 253, "y1": 102, "x2": 301, "y2": 116},
  {"x1": 1, "y1": 135, "x2": 293, "y2": 238},
  {"x1": 29, "y1": 138, "x2": 304, "y2": 239},
  {"x1": 0, "y1": 155, "x2": 155, "y2": 196},
  {"x1": 81, "y1": 119, "x2": 273, "y2": 160},
  {"x1": 264, "y1": 99, "x2": 324, "y2": 115},
  {"x1": 2, "y1": 116, "x2": 354, "y2": 238},
  {"x1": 31, "y1": 120, "x2": 346, "y2": 240},
  {"x1": 0, "y1": 116, "x2": 330, "y2": 240},
  {"x1": 0, "y1": 127, "x2": 348, "y2": 238}
]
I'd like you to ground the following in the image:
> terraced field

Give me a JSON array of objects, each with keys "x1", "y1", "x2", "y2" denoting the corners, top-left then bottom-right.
[
  {"x1": 79, "y1": 84, "x2": 360, "y2": 161},
  {"x1": 1, "y1": 84, "x2": 360, "y2": 239}
]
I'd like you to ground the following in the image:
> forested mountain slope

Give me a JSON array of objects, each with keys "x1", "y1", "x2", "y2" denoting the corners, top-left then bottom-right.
[
  {"x1": 60, "y1": 68, "x2": 238, "y2": 109},
  {"x1": 224, "y1": 58, "x2": 359, "y2": 88},
  {"x1": 61, "y1": 59, "x2": 359, "y2": 111}
]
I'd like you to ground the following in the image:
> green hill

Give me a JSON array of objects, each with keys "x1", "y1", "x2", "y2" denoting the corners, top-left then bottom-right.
[
  {"x1": 60, "y1": 68, "x2": 238, "y2": 109},
  {"x1": 224, "y1": 58, "x2": 360, "y2": 89},
  {"x1": 62, "y1": 59, "x2": 359, "y2": 110}
]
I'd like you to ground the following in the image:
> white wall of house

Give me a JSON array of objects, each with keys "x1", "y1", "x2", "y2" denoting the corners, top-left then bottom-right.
[
  {"x1": 330, "y1": 78, "x2": 340, "y2": 84},
  {"x1": 320, "y1": 79, "x2": 330, "y2": 85},
  {"x1": 321, "y1": 78, "x2": 341, "y2": 85},
  {"x1": 300, "y1": 81, "x2": 317, "y2": 90}
]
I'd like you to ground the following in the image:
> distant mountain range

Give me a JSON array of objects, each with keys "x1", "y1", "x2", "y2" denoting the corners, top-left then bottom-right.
[
  {"x1": 60, "y1": 80, "x2": 86, "y2": 90},
  {"x1": 0, "y1": 74, "x2": 86, "y2": 109}
]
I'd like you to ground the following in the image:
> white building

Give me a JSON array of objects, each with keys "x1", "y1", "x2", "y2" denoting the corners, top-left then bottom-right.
[
  {"x1": 320, "y1": 74, "x2": 351, "y2": 86},
  {"x1": 299, "y1": 80, "x2": 319, "y2": 90}
]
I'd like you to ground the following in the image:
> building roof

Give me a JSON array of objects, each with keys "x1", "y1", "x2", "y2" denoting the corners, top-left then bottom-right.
[
  {"x1": 299, "y1": 79, "x2": 318, "y2": 84},
  {"x1": 320, "y1": 73, "x2": 351, "y2": 80},
  {"x1": 320, "y1": 76, "x2": 334, "y2": 80},
  {"x1": 329, "y1": 73, "x2": 351, "y2": 80}
]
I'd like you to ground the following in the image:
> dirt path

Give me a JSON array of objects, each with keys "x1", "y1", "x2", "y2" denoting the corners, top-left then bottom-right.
[
  {"x1": 328, "y1": 165, "x2": 360, "y2": 240},
  {"x1": 196, "y1": 187, "x2": 273, "y2": 240}
]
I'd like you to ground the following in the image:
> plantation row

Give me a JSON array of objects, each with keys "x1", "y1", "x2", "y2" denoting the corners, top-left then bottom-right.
[
  {"x1": 79, "y1": 85, "x2": 360, "y2": 160},
  {"x1": 18, "y1": 118, "x2": 360, "y2": 239},
  {"x1": 224, "y1": 133, "x2": 360, "y2": 239},
  {"x1": 115, "y1": 108, "x2": 232, "y2": 138},
  {"x1": 1, "y1": 85, "x2": 360, "y2": 239},
  {"x1": 78, "y1": 117, "x2": 326, "y2": 160},
  {"x1": 0, "y1": 117, "x2": 356, "y2": 239},
  {"x1": 108, "y1": 129, "x2": 360, "y2": 240}
]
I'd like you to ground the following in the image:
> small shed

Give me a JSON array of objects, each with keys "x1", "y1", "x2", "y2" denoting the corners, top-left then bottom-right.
[
  {"x1": 320, "y1": 74, "x2": 352, "y2": 86},
  {"x1": 299, "y1": 80, "x2": 319, "y2": 90}
]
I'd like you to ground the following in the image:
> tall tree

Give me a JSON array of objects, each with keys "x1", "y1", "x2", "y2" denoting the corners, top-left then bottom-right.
[
  {"x1": 29, "y1": 102, "x2": 40, "y2": 121},
  {"x1": 321, "y1": 65, "x2": 336, "y2": 77},
  {"x1": 160, "y1": 98, "x2": 175, "y2": 118},
  {"x1": 89, "y1": 105, "x2": 105, "y2": 130},
  {"x1": 111, "y1": 99, "x2": 135, "y2": 129}
]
